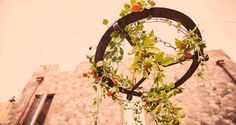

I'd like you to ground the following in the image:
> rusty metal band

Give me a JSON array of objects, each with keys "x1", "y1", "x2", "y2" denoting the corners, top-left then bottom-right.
[{"x1": 95, "y1": 7, "x2": 203, "y2": 97}]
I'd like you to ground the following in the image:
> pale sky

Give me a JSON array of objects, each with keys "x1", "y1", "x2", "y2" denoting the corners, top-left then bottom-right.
[{"x1": 0, "y1": 0, "x2": 236, "y2": 102}]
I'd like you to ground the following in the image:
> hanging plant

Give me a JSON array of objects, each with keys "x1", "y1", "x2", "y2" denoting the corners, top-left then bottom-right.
[{"x1": 84, "y1": 0, "x2": 208, "y2": 125}]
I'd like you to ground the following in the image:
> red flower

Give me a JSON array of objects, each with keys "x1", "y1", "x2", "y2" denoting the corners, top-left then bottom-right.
[
  {"x1": 113, "y1": 79, "x2": 119, "y2": 86},
  {"x1": 179, "y1": 42, "x2": 186, "y2": 48},
  {"x1": 95, "y1": 75, "x2": 100, "y2": 81},
  {"x1": 132, "y1": 3, "x2": 141, "y2": 12},
  {"x1": 112, "y1": 76, "x2": 119, "y2": 86},
  {"x1": 183, "y1": 50, "x2": 192, "y2": 59},
  {"x1": 82, "y1": 73, "x2": 88, "y2": 77},
  {"x1": 107, "y1": 91, "x2": 113, "y2": 97}
]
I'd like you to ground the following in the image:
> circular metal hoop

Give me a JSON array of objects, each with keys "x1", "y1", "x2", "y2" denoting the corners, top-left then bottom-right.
[{"x1": 95, "y1": 7, "x2": 203, "y2": 97}]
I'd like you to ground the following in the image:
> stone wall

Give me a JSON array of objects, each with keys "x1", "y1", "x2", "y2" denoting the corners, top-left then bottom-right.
[
  {"x1": 3, "y1": 49, "x2": 236, "y2": 125},
  {"x1": 145, "y1": 49, "x2": 236, "y2": 125},
  {"x1": 176, "y1": 49, "x2": 236, "y2": 125},
  {"x1": 0, "y1": 102, "x2": 13, "y2": 124},
  {"x1": 4, "y1": 64, "x2": 123, "y2": 125}
]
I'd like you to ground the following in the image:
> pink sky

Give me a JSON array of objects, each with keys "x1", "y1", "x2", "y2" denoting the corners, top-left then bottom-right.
[{"x1": 0, "y1": 0, "x2": 236, "y2": 102}]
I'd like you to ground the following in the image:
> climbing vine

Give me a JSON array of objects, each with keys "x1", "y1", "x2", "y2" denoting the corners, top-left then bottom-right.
[{"x1": 83, "y1": 0, "x2": 207, "y2": 125}]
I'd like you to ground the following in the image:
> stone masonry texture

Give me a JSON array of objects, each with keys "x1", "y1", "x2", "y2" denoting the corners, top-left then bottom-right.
[{"x1": 3, "y1": 49, "x2": 236, "y2": 125}]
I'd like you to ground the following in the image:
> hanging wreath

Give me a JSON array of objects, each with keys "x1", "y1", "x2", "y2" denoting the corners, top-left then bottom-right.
[{"x1": 83, "y1": 0, "x2": 208, "y2": 125}]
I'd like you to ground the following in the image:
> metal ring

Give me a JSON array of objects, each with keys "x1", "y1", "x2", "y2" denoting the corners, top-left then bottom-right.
[{"x1": 95, "y1": 7, "x2": 203, "y2": 97}]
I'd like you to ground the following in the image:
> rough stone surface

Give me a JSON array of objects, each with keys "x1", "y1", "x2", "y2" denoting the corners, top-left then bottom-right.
[
  {"x1": 0, "y1": 102, "x2": 13, "y2": 124},
  {"x1": 4, "y1": 64, "x2": 123, "y2": 125},
  {"x1": 3, "y1": 49, "x2": 236, "y2": 125},
  {"x1": 146, "y1": 50, "x2": 236, "y2": 125}
]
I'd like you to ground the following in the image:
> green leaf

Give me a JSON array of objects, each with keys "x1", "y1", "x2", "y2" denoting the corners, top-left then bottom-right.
[
  {"x1": 177, "y1": 22, "x2": 182, "y2": 28},
  {"x1": 124, "y1": 3, "x2": 130, "y2": 10},
  {"x1": 145, "y1": 57, "x2": 153, "y2": 64},
  {"x1": 166, "y1": 82, "x2": 175, "y2": 91},
  {"x1": 130, "y1": 0, "x2": 137, "y2": 4},
  {"x1": 111, "y1": 31, "x2": 119, "y2": 38},
  {"x1": 149, "y1": 1, "x2": 156, "y2": 6},
  {"x1": 134, "y1": 70, "x2": 142, "y2": 77},
  {"x1": 156, "y1": 72, "x2": 165, "y2": 83},
  {"x1": 118, "y1": 56, "x2": 123, "y2": 61},
  {"x1": 144, "y1": 38, "x2": 157, "y2": 47},
  {"x1": 160, "y1": 56, "x2": 176, "y2": 66},
  {"x1": 120, "y1": 47, "x2": 124, "y2": 55},
  {"x1": 92, "y1": 86, "x2": 97, "y2": 91},
  {"x1": 168, "y1": 82, "x2": 175, "y2": 89},
  {"x1": 120, "y1": 9, "x2": 129, "y2": 17},
  {"x1": 143, "y1": 70, "x2": 149, "y2": 78},
  {"x1": 149, "y1": 30, "x2": 155, "y2": 37},
  {"x1": 129, "y1": 63, "x2": 141, "y2": 71},
  {"x1": 103, "y1": 19, "x2": 109, "y2": 25},
  {"x1": 134, "y1": 54, "x2": 140, "y2": 62},
  {"x1": 155, "y1": 52, "x2": 164, "y2": 62},
  {"x1": 146, "y1": 47, "x2": 159, "y2": 55},
  {"x1": 109, "y1": 41, "x2": 116, "y2": 48},
  {"x1": 114, "y1": 47, "x2": 118, "y2": 53},
  {"x1": 112, "y1": 57, "x2": 117, "y2": 62},
  {"x1": 175, "y1": 38, "x2": 181, "y2": 48},
  {"x1": 136, "y1": 24, "x2": 144, "y2": 31},
  {"x1": 152, "y1": 63, "x2": 159, "y2": 72}
]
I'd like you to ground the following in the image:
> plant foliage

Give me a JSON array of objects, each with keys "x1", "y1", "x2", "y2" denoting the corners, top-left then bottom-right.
[{"x1": 84, "y1": 0, "x2": 207, "y2": 125}]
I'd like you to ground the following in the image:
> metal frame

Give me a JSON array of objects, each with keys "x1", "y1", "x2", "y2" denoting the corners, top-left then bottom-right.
[{"x1": 95, "y1": 7, "x2": 206, "y2": 99}]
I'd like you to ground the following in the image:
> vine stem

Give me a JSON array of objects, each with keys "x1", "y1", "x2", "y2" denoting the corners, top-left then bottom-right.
[{"x1": 94, "y1": 88, "x2": 103, "y2": 125}]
